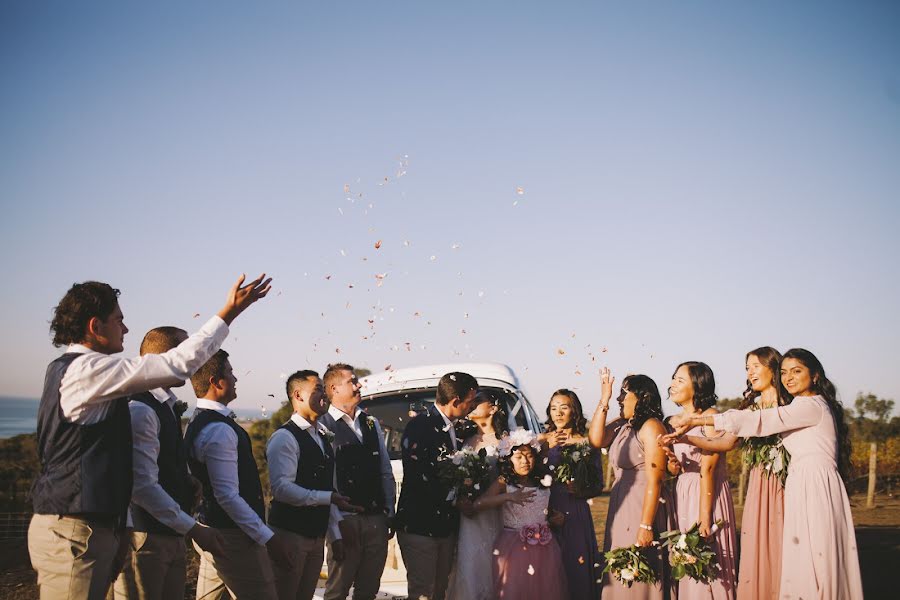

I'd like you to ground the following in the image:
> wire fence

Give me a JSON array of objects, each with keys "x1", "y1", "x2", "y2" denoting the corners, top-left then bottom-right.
[{"x1": 0, "y1": 513, "x2": 31, "y2": 540}]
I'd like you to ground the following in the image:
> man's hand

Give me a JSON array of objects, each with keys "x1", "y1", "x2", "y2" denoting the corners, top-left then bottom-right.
[
  {"x1": 188, "y1": 523, "x2": 225, "y2": 556},
  {"x1": 266, "y1": 531, "x2": 296, "y2": 571},
  {"x1": 548, "y1": 509, "x2": 565, "y2": 528},
  {"x1": 217, "y1": 273, "x2": 273, "y2": 325},
  {"x1": 331, "y1": 539, "x2": 346, "y2": 562},
  {"x1": 109, "y1": 528, "x2": 133, "y2": 583},
  {"x1": 331, "y1": 493, "x2": 365, "y2": 514},
  {"x1": 386, "y1": 516, "x2": 396, "y2": 540}
]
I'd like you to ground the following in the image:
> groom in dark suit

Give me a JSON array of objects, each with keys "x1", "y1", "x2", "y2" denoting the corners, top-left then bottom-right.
[{"x1": 395, "y1": 372, "x2": 479, "y2": 600}]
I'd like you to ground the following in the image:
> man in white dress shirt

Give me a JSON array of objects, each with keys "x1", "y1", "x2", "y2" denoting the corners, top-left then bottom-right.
[
  {"x1": 266, "y1": 370, "x2": 362, "y2": 600},
  {"x1": 114, "y1": 326, "x2": 226, "y2": 600},
  {"x1": 318, "y1": 363, "x2": 396, "y2": 600},
  {"x1": 28, "y1": 274, "x2": 271, "y2": 600},
  {"x1": 186, "y1": 350, "x2": 293, "y2": 600}
]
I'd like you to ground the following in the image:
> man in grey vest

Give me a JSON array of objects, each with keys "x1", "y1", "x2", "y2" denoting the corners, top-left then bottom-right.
[
  {"x1": 266, "y1": 370, "x2": 362, "y2": 600},
  {"x1": 28, "y1": 273, "x2": 271, "y2": 600},
  {"x1": 319, "y1": 363, "x2": 396, "y2": 600},
  {"x1": 114, "y1": 326, "x2": 226, "y2": 600},
  {"x1": 186, "y1": 350, "x2": 294, "y2": 600}
]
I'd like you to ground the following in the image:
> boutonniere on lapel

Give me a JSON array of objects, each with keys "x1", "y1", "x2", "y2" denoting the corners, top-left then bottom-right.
[
  {"x1": 319, "y1": 426, "x2": 336, "y2": 444},
  {"x1": 228, "y1": 410, "x2": 238, "y2": 420},
  {"x1": 173, "y1": 400, "x2": 189, "y2": 419},
  {"x1": 363, "y1": 415, "x2": 377, "y2": 432}
]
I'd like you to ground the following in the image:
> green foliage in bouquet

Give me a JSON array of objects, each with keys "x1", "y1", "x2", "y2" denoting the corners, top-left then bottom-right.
[
  {"x1": 553, "y1": 442, "x2": 602, "y2": 495},
  {"x1": 436, "y1": 446, "x2": 494, "y2": 501},
  {"x1": 742, "y1": 435, "x2": 791, "y2": 486},
  {"x1": 659, "y1": 521, "x2": 722, "y2": 583},
  {"x1": 602, "y1": 545, "x2": 658, "y2": 588}
]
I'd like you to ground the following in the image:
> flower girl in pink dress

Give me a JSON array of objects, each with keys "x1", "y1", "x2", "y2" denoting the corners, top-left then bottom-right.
[{"x1": 474, "y1": 429, "x2": 569, "y2": 600}]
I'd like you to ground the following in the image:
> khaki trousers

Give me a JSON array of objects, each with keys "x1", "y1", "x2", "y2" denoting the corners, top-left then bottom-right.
[
  {"x1": 113, "y1": 532, "x2": 186, "y2": 600},
  {"x1": 193, "y1": 529, "x2": 277, "y2": 600},
  {"x1": 269, "y1": 527, "x2": 324, "y2": 600},
  {"x1": 397, "y1": 531, "x2": 456, "y2": 600},
  {"x1": 323, "y1": 514, "x2": 389, "y2": 600},
  {"x1": 27, "y1": 514, "x2": 123, "y2": 600}
]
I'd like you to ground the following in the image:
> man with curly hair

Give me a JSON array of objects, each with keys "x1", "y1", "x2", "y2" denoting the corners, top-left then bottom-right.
[{"x1": 28, "y1": 274, "x2": 271, "y2": 600}]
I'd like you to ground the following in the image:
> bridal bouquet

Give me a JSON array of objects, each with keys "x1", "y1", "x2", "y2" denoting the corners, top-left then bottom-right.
[
  {"x1": 437, "y1": 445, "x2": 495, "y2": 502},
  {"x1": 553, "y1": 442, "x2": 602, "y2": 495},
  {"x1": 743, "y1": 435, "x2": 791, "y2": 486},
  {"x1": 658, "y1": 521, "x2": 722, "y2": 583},
  {"x1": 602, "y1": 545, "x2": 658, "y2": 588}
]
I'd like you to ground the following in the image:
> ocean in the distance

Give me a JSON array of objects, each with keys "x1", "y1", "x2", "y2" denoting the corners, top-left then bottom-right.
[{"x1": 0, "y1": 396, "x2": 271, "y2": 439}]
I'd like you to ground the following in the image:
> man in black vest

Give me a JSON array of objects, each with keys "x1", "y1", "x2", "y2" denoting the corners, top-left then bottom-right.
[
  {"x1": 186, "y1": 349, "x2": 293, "y2": 600},
  {"x1": 266, "y1": 370, "x2": 362, "y2": 600},
  {"x1": 114, "y1": 326, "x2": 226, "y2": 600},
  {"x1": 28, "y1": 274, "x2": 271, "y2": 600},
  {"x1": 319, "y1": 363, "x2": 397, "y2": 600},
  {"x1": 395, "y1": 372, "x2": 480, "y2": 600}
]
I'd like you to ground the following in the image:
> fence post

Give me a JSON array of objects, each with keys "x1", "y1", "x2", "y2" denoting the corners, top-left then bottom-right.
[
  {"x1": 866, "y1": 442, "x2": 877, "y2": 508},
  {"x1": 738, "y1": 460, "x2": 748, "y2": 507}
]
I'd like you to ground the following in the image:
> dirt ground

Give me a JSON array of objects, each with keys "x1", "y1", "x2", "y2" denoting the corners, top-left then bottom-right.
[{"x1": 2, "y1": 492, "x2": 898, "y2": 599}]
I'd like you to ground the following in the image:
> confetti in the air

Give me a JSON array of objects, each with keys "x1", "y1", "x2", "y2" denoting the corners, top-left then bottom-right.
[
  {"x1": 193, "y1": 313, "x2": 200, "y2": 319},
  {"x1": 343, "y1": 184, "x2": 350, "y2": 193},
  {"x1": 516, "y1": 186, "x2": 525, "y2": 195},
  {"x1": 557, "y1": 348, "x2": 566, "y2": 356},
  {"x1": 374, "y1": 240, "x2": 382, "y2": 249},
  {"x1": 451, "y1": 243, "x2": 461, "y2": 250},
  {"x1": 430, "y1": 255, "x2": 437, "y2": 261}
]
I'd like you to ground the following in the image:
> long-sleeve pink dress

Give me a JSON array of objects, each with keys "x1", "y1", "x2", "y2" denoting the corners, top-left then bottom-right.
[{"x1": 714, "y1": 396, "x2": 863, "y2": 600}]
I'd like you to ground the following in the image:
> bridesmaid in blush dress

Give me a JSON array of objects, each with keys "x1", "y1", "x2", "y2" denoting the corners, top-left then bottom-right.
[
  {"x1": 667, "y1": 361, "x2": 737, "y2": 599},
  {"x1": 670, "y1": 349, "x2": 863, "y2": 600},
  {"x1": 667, "y1": 347, "x2": 789, "y2": 600},
  {"x1": 543, "y1": 388, "x2": 602, "y2": 599},
  {"x1": 588, "y1": 370, "x2": 676, "y2": 600}
]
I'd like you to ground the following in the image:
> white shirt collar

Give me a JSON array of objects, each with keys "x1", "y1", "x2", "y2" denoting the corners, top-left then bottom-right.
[
  {"x1": 434, "y1": 403, "x2": 453, "y2": 427},
  {"x1": 150, "y1": 388, "x2": 176, "y2": 404},
  {"x1": 290, "y1": 412, "x2": 315, "y2": 431},
  {"x1": 328, "y1": 404, "x2": 362, "y2": 423},
  {"x1": 66, "y1": 343, "x2": 94, "y2": 355},
  {"x1": 196, "y1": 398, "x2": 230, "y2": 415}
]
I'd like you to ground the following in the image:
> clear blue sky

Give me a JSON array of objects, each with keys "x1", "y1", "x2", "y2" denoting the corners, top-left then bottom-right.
[{"x1": 2, "y1": 1, "x2": 899, "y2": 417}]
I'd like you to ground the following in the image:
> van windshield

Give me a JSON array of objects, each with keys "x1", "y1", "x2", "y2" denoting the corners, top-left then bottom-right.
[{"x1": 360, "y1": 386, "x2": 533, "y2": 460}]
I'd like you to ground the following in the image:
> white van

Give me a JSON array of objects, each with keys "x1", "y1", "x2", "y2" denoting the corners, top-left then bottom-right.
[
  {"x1": 315, "y1": 363, "x2": 544, "y2": 599},
  {"x1": 359, "y1": 362, "x2": 545, "y2": 474}
]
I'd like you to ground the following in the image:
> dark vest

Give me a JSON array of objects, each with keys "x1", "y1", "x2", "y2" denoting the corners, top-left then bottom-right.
[
  {"x1": 130, "y1": 391, "x2": 193, "y2": 536},
  {"x1": 319, "y1": 411, "x2": 387, "y2": 515},
  {"x1": 267, "y1": 420, "x2": 334, "y2": 538},
  {"x1": 30, "y1": 353, "x2": 133, "y2": 522},
  {"x1": 184, "y1": 408, "x2": 265, "y2": 528}
]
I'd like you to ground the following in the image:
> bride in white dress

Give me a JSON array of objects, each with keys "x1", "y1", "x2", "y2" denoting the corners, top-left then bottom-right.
[{"x1": 446, "y1": 396, "x2": 508, "y2": 600}]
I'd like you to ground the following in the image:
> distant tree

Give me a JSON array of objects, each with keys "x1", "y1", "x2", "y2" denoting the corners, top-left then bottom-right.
[
  {"x1": 717, "y1": 397, "x2": 742, "y2": 411},
  {"x1": 854, "y1": 393, "x2": 895, "y2": 443}
]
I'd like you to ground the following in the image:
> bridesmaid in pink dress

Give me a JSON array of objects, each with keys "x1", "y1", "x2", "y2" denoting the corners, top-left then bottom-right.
[
  {"x1": 670, "y1": 347, "x2": 789, "y2": 600},
  {"x1": 588, "y1": 370, "x2": 676, "y2": 600},
  {"x1": 670, "y1": 349, "x2": 863, "y2": 600},
  {"x1": 667, "y1": 361, "x2": 738, "y2": 599}
]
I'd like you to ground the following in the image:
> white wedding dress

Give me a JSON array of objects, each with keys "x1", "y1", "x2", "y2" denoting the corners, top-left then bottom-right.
[{"x1": 446, "y1": 436, "x2": 503, "y2": 600}]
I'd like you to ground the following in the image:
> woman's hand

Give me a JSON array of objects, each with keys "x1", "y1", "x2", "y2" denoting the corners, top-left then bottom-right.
[
  {"x1": 636, "y1": 527, "x2": 654, "y2": 547},
  {"x1": 668, "y1": 413, "x2": 693, "y2": 429},
  {"x1": 658, "y1": 431, "x2": 685, "y2": 447},
  {"x1": 662, "y1": 446, "x2": 681, "y2": 475},
  {"x1": 546, "y1": 429, "x2": 569, "y2": 449},
  {"x1": 600, "y1": 367, "x2": 615, "y2": 405},
  {"x1": 699, "y1": 519, "x2": 712, "y2": 538}
]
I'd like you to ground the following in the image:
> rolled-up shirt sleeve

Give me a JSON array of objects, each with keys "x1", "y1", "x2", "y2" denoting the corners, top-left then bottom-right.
[
  {"x1": 266, "y1": 429, "x2": 333, "y2": 507},
  {"x1": 61, "y1": 316, "x2": 229, "y2": 422},
  {"x1": 714, "y1": 397, "x2": 824, "y2": 437},
  {"x1": 130, "y1": 402, "x2": 196, "y2": 534},
  {"x1": 198, "y1": 422, "x2": 273, "y2": 545}
]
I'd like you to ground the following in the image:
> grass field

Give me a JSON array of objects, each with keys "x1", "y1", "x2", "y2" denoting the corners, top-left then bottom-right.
[{"x1": 1, "y1": 491, "x2": 898, "y2": 599}]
